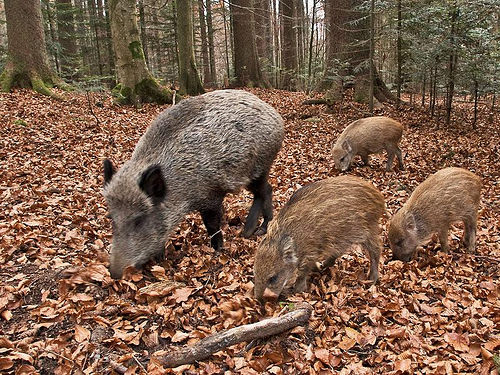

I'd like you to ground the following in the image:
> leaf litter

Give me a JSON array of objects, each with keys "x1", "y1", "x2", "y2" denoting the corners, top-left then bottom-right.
[{"x1": 0, "y1": 88, "x2": 498, "y2": 374}]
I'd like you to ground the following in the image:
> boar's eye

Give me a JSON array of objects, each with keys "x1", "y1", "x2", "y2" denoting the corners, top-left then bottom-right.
[
  {"x1": 133, "y1": 215, "x2": 145, "y2": 228},
  {"x1": 268, "y1": 274, "x2": 278, "y2": 285},
  {"x1": 395, "y1": 239, "x2": 403, "y2": 246}
]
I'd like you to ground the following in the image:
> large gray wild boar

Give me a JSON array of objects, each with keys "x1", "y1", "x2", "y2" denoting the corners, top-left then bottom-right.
[
  {"x1": 389, "y1": 167, "x2": 481, "y2": 262},
  {"x1": 332, "y1": 116, "x2": 404, "y2": 171},
  {"x1": 253, "y1": 176, "x2": 385, "y2": 302},
  {"x1": 103, "y1": 90, "x2": 284, "y2": 279}
]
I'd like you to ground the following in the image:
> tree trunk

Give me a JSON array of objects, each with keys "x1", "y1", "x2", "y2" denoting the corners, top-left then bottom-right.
[
  {"x1": 445, "y1": 3, "x2": 458, "y2": 126},
  {"x1": 176, "y1": 0, "x2": 205, "y2": 95},
  {"x1": 206, "y1": 0, "x2": 217, "y2": 85},
  {"x1": 318, "y1": 0, "x2": 396, "y2": 104},
  {"x1": 231, "y1": 0, "x2": 268, "y2": 87},
  {"x1": 280, "y1": 0, "x2": 298, "y2": 90},
  {"x1": 368, "y1": 0, "x2": 375, "y2": 112},
  {"x1": 221, "y1": 0, "x2": 231, "y2": 82},
  {"x1": 138, "y1": 0, "x2": 149, "y2": 67},
  {"x1": 396, "y1": 0, "x2": 402, "y2": 108},
  {"x1": 0, "y1": 0, "x2": 65, "y2": 96},
  {"x1": 56, "y1": 0, "x2": 79, "y2": 78},
  {"x1": 103, "y1": 0, "x2": 116, "y2": 81},
  {"x1": 109, "y1": 0, "x2": 175, "y2": 104},
  {"x1": 88, "y1": 0, "x2": 103, "y2": 76},
  {"x1": 198, "y1": 0, "x2": 211, "y2": 85},
  {"x1": 255, "y1": 0, "x2": 273, "y2": 81},
  {"x1": 44, "y1": 1, "x2": 60, "y2": 74},
  {"x1": 307, "y1": 0, "x2": 316, "y2": 81}
]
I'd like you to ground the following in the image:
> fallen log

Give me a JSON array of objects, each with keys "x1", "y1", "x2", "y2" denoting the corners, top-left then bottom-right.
[{"x1": 154, "y1": 303, "x2": 313, "y2": 368}]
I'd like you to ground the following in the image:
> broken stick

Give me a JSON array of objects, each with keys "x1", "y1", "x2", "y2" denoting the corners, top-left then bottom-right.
[{"x1": 155, "y1": 303, "x2": 313, "y2": 368}]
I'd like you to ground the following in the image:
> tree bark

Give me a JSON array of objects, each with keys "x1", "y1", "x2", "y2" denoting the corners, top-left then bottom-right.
[
  {"x1": 396, "y1": 0, "x2": 402, "y2": 108},
  {"x1": 280, "y1": 0, "x2": 298, "y2": 90},
  {"x1": 198, "y1": 0, "x2": 211, "y2": 85},
  {"x1": 0, "y1": 0, "x2": 65, "y2": 96},
  {"x1": 318, "y1": 0, "x2": 396, "y2": 104},
  {"x1": 176, "y1": 0, "x2": 205, "y2": 95},
  {"x1": 445, "y1": 2, "x2": 459, "y2": 126},
  {"x1": 255, "y1": 0, "x2": 273, "y2": 81},
  {"x1": 230, "y1": 0, "x2": 268, "y2": 87},
  {"x1": 56, "y1": 0, "x2": 79, "y2": 78},
  {"x1": 108, "y1": 0, "x2": 175, "y2": 104},
  {"x1": 206, "y1": 0, "x2": 217, "y2": 85},
  {"x1": 155, "y1": 304, "x2": 312, "y2": 368}
]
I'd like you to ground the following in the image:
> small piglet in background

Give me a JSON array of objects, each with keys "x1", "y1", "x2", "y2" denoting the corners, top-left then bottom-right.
[
  {"x1": 103, "y1": 90, "x2": 284, "y2": 279},
  {"x1": 389, "y1": 167, "x2": 481, "y2": 262},
  {"x1": 253, "y1": 176, "x2": 385, "y2": 302},
  {"x1": 332, "y1": 116, "x2": 404, "y2": 171}
]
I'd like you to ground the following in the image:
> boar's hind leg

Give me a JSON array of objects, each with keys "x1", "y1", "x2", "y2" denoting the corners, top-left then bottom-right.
[
  {"x1": 364, "y1": 237, "x2": 381, "y2": 283},
  {"x1": 395, "y1": 147, "x2": 405, "y2": 170},
  {"x1": 200, "y1": 199, "x2": 224, "y2": 251},
  {"x1": 242, "y1": 175, "x2": 273, "y2": 237},
  {"x1": 463, "y1": 216, "x2": 477, "y2": 252},
  {"x1": 385, "y1": 146, "x2": 396, "y2": 171}
]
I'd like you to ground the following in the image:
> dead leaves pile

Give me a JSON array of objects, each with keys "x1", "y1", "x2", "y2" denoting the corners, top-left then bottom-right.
[{"x1": 0, "y1": 88, "x2": 498, "y2": 374}]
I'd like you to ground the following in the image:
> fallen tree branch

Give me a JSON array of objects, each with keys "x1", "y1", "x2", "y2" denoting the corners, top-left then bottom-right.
[
  {"x1": 155, "y1": 303, "x2": 313, "y2": 368},
  {"x1": 302, "y1": 98, "x2": 331, "y2": 105}
]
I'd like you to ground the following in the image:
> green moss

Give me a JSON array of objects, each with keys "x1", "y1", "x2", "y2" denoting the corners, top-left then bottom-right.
[
  {"x1": 111, "y1": 83, "x2": 134, "y2": 105},
  {"x1": 128, "y1": 41, "x2": 144, "y2": 60},
  {"x1": 13, "y1": 119, "x2": 27, "y2": 126},
  {"x1": 0, "y1": 69, "x2": 13, "y2": 92},
  {"x1": 135, "y1": 77, "x2": 173, "y2": 104}
]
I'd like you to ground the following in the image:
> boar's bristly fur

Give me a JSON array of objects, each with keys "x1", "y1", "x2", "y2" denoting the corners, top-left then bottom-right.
[
  {"x1": 332, "y1": 116, "x2": 404, "y2": 171},
  {"x1": 103, "y1": 90, "x2": 284, "y2": 279},
  {"x1": 388, "y1": 167, "x2": 482, "y2": 262},
  {"x1": 253, "y1": 176, "x2": 385, "y2": 302}
]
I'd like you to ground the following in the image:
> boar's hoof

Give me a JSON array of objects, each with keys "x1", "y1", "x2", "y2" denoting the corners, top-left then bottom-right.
[
  {"x1": 210, "y1": 234, "x2": 224, "y2": 251},
  {"x1": 153, "y1": 251, "x2": 166, "y2": 263}
]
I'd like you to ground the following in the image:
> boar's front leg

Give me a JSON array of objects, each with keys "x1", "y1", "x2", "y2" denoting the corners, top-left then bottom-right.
[
  {"x1": 395, "y1": 146, "x2": 405, "y2": 170},
  {"x1": 438, "y1": 228, "x2": 450, "y2": 252},
  {"x1": 200, "y1": 197, "x2": 224, "y2": 251},
  {"x1": 363, "y1": 236, "x2": 381, "y2": 283},
  {"x1": 242, "y1": 174, "x2": 273, "y2": 237},
  {"x1": 360, "y1": 153, "x2": 370, "y2": 167}
]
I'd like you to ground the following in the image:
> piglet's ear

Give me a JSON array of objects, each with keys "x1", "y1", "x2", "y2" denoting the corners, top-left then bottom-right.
[
  {"x1": 279, "y1": 235, "x2": 298, "y2": 265},
  {"x1": 405, "y1": 213, "x2": 417, "y2": 233},
  {"x1": 139, "y1": 165, "x2": 167, "y2": 203},
  {"x1": 103, "y1": 159, "x2": 115, "y2": 185},
  {"x1": 342, "y1": 139, "x2": 352, "y2": 153}
]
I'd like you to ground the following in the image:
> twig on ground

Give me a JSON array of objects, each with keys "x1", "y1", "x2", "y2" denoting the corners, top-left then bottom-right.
[{"x1": 154, "y1": 303, "x2": 313, "y2": 368}]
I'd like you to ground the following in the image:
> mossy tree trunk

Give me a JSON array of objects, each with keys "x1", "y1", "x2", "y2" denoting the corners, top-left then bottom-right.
[
  {"x1": 109, "y1": 0, "x2": 175, "y2": 105},
  {"x1": 176, "y1": 0, "x2": 204, "y2": 96},
  {"x1": 0, "y1": 0, "x2": 65, "y2": 96}
]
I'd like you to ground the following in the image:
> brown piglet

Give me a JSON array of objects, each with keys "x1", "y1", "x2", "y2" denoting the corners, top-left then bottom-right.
[
  {"x1": 388, "y1": 167, "x2": 481, "y2": 261},
  {"x1": 332, "y1": 116, "x2": 404, "y2": 171},
  {"x1": 253, "y1": 176, "x2": 385, "y2": 302}
]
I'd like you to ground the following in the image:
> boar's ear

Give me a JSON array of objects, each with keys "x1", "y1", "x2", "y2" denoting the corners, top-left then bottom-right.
[
  {"x1": 279, "y1": 235, "x2": 298, "y2": 265},
  {"x1": 405, "y1": 213, "x2": 418, "y2": 233},
  {"x1": 103, "y1": 159, "x2": 115, "y2": 185},
  {"x1": 342, "y1": 139, "x2": 352, "y2": 153},
  {"x1": 139, "y1": 165, "x2": 167, "y2": 203}
]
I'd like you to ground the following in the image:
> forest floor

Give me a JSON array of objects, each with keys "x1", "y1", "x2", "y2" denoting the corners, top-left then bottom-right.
[{"x1": 0, "y1": 88, "x2": 499, "y2": 375}]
